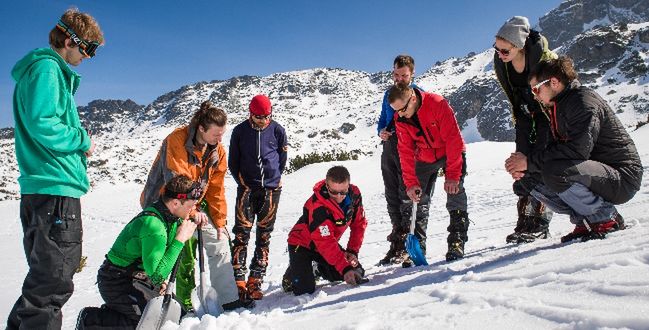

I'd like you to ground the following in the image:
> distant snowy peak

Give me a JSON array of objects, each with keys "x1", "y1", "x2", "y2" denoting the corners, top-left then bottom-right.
[{"x1": 540, "y1": 0, "x2": 649, "y2": 46}]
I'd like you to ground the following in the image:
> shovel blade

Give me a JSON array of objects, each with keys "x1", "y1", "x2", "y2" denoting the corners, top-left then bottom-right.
[
  {"x1": 405, "y1": 234, "x2": 428, "y2": 266},
  {"x1": 136, "y1": 295, "x2": 182, "y2": 330}
]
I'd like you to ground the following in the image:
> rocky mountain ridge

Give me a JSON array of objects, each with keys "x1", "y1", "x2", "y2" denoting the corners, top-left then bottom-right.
[{"x1": 0, "y1": 0, "x2": 646, "y2": 200}]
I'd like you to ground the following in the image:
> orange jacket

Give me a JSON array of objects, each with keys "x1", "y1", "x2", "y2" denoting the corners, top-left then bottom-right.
[{"x1": 140, "y1": 124, "x2": 228, "y2": 227}]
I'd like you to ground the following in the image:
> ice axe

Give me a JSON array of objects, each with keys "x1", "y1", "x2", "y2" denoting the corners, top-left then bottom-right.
[
  {"x1": 195, "y1": 226, "x2": 221, "y2": 317},
  {"x1": 405, "y1": 190, "x2": 428, "y2": 266},
  {"x1": 136, "y1": 256, "x2": 182, "y2": 330}
]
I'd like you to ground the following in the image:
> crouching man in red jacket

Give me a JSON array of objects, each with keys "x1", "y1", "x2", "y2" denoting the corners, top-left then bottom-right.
[{"x1": 282, "y1": 166, "x2": 368, "y2": 295}]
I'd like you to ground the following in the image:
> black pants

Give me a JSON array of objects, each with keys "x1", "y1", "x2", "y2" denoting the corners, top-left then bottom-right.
[
  {"x1": 76, "y1": 260, "x2": 148, "y2": 329},
  {"x1": 380, "y1": 134, "x2": 409, "y2": 243},
  {"x1": 231, "y1": 186, "x2": 281, "y2": 281},
  {"x1": 406, "y1": 154, "x2": 468, "y2": 254},
  {"x1": 286, "y1": 245, "x2": 364, "y2": 295},
  {"x1": 7, "y1": 194, "x2": 82, "y2": 330}
]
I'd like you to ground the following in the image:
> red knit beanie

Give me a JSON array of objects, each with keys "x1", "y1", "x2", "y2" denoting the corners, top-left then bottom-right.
[{"x1": 249, "y1": 94, "x2": 272, "y2": 115}]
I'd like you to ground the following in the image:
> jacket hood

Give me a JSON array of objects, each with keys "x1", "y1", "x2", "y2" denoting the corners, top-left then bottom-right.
[{"x1": 11, "y1": 47, "x2": 80, "y2": 94}]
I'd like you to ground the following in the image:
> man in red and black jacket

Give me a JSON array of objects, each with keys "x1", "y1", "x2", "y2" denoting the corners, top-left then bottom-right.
[
  {"x1": 283, "y1": 166, "x2": 368, "y2": 295},
  {"x1": 389, "y1": 82, "x2": 471, "y2": 264}
]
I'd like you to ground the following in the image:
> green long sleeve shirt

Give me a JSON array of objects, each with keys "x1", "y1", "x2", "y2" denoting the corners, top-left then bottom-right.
[{"x1": 107, "y1": 202, "x2": 184, "y2": 285}]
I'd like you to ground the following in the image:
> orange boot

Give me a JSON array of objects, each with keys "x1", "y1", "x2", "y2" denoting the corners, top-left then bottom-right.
[
  {"x1": 236, "y1": 280, "x2": 249, "y2": 300},
  {"x1": 246, "y1": 277, "x2": 264, "y2": 300}
]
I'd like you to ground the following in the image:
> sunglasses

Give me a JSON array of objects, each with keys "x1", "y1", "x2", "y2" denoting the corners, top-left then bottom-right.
[
  {"x1": 531, "y1": 79, "x2": 550, "y2": 95},
  {"x1": 326, "y1": 184, "x2": 348, "y2": 196},
  {"x1": 393, "y1": 91, "x2": 413, "y2": 113},
  {"x1": 493, "y1": 43, "x2": 513, "y2": 56},
  {"x1": 253, "y1": 114, "x2": 271, "y2": 120},
  {"x1": 56, "y1": 20, "x2": 100, "y2": 58}
]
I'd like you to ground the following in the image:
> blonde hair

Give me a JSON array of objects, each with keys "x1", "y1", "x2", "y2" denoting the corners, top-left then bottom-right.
[{"x1": 49, "y1": 8, "x2": 104, "y2": 48}]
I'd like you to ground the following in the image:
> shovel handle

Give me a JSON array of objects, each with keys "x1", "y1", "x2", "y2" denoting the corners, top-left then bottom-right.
[
  {"x1": 409, "y1": 201, "x2": 418, "y2": 235},
  {"x1": 197, "y1": 226, "x2": 205, "y2": 272}
]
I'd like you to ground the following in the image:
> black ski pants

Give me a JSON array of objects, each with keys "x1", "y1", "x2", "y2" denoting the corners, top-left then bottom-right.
[
  {"x1": 76, "y1": 259, "x2": 148, "y2": 329},
  {"x1": 7, "y1": 194, "x2": 82, "y2": 330},
  {"x1": 380, "y1": 134, "x2": 409, "y2": 246},
  {"x1": 231, "y1": 186, "x2": 281, "y2": 281},
  {"x1": 407, "y1": 154, "x2": 468, "y2": 254},
  {"x1": 285, "y1": 245, "x2": 364, "y2": 295}
]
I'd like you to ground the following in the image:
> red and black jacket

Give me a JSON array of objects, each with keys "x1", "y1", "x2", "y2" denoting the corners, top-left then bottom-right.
[
  {"x1": 395, "y1": 89, "x2": 466, "y2": 189},
  {"x1": 287, "y1": 180, "x2": 368, "y2": 276}
]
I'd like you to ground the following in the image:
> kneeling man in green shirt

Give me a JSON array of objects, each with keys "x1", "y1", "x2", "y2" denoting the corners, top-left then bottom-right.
[{"x1": 76, "y1": 175, "x2": 199, "y2": 329}]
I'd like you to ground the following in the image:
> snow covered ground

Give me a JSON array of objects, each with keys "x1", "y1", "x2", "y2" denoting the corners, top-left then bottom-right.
[{"x1": 1, "y1": 126, "x2": 648, "y2": 329}]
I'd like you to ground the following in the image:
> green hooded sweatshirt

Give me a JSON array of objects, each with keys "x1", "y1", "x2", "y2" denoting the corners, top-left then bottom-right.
[{"x1": 11, "y1": 48, "x2": 91, "y2": 198}]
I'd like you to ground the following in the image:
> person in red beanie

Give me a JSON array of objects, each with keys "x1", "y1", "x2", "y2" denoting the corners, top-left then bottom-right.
[{"x1": 229, "y1": 94, "x2": 288, "y2": 300}]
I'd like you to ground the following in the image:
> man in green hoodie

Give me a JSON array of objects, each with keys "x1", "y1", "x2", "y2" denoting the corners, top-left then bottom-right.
[{"x1": 7, "y1": 9, "x2": 104, "y2": 330}]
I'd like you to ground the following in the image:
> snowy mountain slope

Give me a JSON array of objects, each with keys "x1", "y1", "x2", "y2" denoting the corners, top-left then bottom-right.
[
  {"x1": 1, "y1": 126, "x2": 648, "y2": 329},
  {"x1": 0, "y1": 0, "x2": 647, "y2": 201}
]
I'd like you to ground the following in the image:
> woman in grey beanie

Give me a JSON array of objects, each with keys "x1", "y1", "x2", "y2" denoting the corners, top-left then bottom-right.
[{"x1": 493, "y1": 16, "x2": 557, "y2": 244}]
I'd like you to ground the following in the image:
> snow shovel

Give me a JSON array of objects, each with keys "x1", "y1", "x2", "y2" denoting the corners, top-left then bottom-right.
[
  {"x1": 405, "y1": 200, "x2": 428, "y2": 266},
  {"x1": 136, "y1": 257, "x2": 182, "y2": 330},
  {"x1": 194, "y1": 227, "x2": 221, "y2": 317}
]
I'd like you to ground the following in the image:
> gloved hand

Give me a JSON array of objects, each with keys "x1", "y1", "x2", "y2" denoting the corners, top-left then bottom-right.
[
  {"x1": 343, "y1": 268, "x2": 363, "y2": 286},
  {"x1": 133, "y1": 278, "x2": 162, "y2": 301}
]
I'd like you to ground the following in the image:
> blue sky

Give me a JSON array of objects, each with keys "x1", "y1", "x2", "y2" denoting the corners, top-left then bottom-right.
[{"x1": 0, "y1": 0, "x2": 562, "y2": 128}]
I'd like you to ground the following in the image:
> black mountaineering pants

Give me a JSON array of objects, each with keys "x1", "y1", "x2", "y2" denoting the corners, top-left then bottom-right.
[
  {"x1": 231, "y1": 186, "x2": 281, "y2": 281},
  {"x1": 285, "y1": 245, "x2": 365, "y2": 295},
  {"x1": 380, "y1": 134, "x2": 409, "y2": 246},
  {"x1": 7, "y1": 194, "x2": 82, "y2": 330},
  {"x1": 76, "y1": 259, "x2": 149, "y2": 329}
]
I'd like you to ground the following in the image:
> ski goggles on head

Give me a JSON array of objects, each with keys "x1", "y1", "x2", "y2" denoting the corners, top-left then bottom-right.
[
  {"x1": 56, "y1": 20, "x2": 100, "y2": 58},
  {"x1": 163, "y1": 181, "x2": 204, "y2": 200}
]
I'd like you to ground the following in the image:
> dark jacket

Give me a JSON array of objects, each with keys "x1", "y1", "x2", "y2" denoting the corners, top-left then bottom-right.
[
  {"x1": 229, "y1": 119, "x2": 288, "y2": 189},
  {"x1": 287, "y1": 180, "x2": 367, "y2": 276},
  {"x1": 528, "y1": 81, "x2": 643, "y2": 192},
  {"x1": 494, "y1": 30, "x2": 557, "y2": 155},
  {"x1": 395, "y1": 89, "x2": 466, "y2": 187}
]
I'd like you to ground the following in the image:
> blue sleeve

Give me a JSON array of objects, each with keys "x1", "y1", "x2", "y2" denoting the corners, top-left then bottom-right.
[
  {"x1": 276, "y1": 125, "x2": 288, "y2": 174},
  {"x1": 228, "y1": 126, "x2": 241, "y2": 185},
  {"x1": 377, "y1": 90, "x2": 393, "y2": 136}
]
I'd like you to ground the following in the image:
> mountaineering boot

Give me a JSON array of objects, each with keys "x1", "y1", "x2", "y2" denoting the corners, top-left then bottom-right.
[
  {"x1": 507, "y1": 196, "x2": 552, "y2": 244},
  {"x1": 401, "y1": 255, "x2": 413, "y2": 268},
  {"x1": 246, "y1": 276, "x2": 264, "y2": 300},
  {"x1": 506, "y1": 196, "x2": 531, "y2": 243},
  {"x1": 561, "y1": 213, "x2": 625, "y2": 243},
  {"x1": 516, "y1": 216, "x2": 550, "y2": 243},
  {"x1": 236, "y1": 280, "x2": 248, "y2": 300},
  {"x1": 446, "y1": 210, "x2": 470, "y2": 262},
  {"x1": 222, "y1": 283, "x2": 256, "y2": 311},
  {"x1": 379, "y1": 228, "x2": 408, "y2": 266},
  {"x1": 281, "y1": 267, "x2": 293, "y2": 293}
]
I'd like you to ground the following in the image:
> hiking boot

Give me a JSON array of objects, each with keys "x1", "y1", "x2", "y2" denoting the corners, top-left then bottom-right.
[
  {"x1": 379, "y1": 246, "x2": 408, "y2": 266},
  {"x1": 378, "y1": 245, "x2": 398, "y2": 266},
  {"x1": 512, "y1": 216, "x2": 550, "y2": 243},
  {"x1": 282, "y1": 268, "x2": 293, "y2": 293},
  {"x1": 561, "y1": 214, "x2": 624, "y2": 243},
  {"x1": 446, "y1": 210, "x2": 470, "y2": 262},
  {"x1": 222, "y1": 296, "x2": 255, "y2": 311},
  {"x1": 401, "y1": 256, "x2": 413, "y2": 268},
  {"x1": 445, "y1": 241, "x2": 465, "y2": 262},
  {"x1": 236, "y1": 280, "x2": 248, "y2": 300},
  {"x1": 246, "y1": 277, "x2": 264, "y2": 300}
]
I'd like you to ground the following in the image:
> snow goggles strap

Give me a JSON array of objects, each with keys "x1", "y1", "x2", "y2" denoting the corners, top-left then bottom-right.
[
  {"x1": 56, "y1": 20, "x2": 100, "y2": 58},
  {"x1": 164, "y1": 181, "x2": 204, "y2": 200}
]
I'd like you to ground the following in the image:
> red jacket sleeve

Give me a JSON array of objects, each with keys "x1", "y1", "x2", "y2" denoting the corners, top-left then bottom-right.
[
  {"x1": 438, "y1": 100, "x2": 465, "y2": 182},
  {"x1": 309, "y1": 207, "x2": 352, "y2": 275},
  {"x1": 395, "y1": 116, "x2": 419, "y2": 190}
]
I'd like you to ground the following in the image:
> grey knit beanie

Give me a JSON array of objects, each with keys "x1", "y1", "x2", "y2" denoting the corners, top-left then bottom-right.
[{"x1": 496, "y1": 16, "x2": 530, "y2": 49}]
